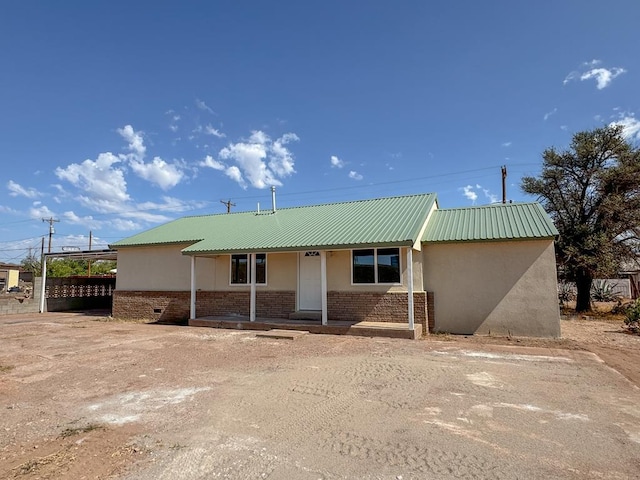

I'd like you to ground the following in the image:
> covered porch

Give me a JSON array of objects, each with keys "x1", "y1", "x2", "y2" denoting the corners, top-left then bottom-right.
[
  {"x1": 189, "y1": 314, "x2": 422, "y2": 339},
  {"x1": 186, "y1": 247, "x2": 425, "y2": 337}
]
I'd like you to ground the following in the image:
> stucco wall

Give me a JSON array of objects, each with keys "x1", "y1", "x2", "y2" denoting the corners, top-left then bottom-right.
[
  {"x1": 117, "y1": 247, "x2": 422, "y2": 294},
  {"x1": 422, "y1": 239, "x2": 560, "y2": 337},
  {"x1": 116, "y1": 246, "x2": 298, "y2": 292}
]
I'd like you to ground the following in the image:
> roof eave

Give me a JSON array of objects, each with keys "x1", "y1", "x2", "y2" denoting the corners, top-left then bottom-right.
[{"x1": 182, "y1": 240, "x2": 416, "y2": 256}]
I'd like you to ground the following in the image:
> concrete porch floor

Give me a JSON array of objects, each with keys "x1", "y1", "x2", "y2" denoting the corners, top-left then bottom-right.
[{"x1": 189, "y1": 315, "x2": 422, "y2": 339}]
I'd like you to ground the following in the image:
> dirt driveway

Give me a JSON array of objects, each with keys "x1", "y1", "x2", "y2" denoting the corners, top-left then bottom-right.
[{"x1": 1, "y1": 312, "x2": 639, "y2": 479}]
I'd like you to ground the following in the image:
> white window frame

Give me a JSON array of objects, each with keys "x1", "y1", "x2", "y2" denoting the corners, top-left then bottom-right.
[
  {"x1": 229, "y1": 253, "x2": 267, "y2": 286},
  {"x1": 351, "y1": 247, "x2": 402, "y2": 285}
]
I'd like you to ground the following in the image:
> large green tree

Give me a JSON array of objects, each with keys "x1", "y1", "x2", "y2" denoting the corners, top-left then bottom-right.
[{"x1": 522, "y1": 125, "x2": 640, "y2": 312}]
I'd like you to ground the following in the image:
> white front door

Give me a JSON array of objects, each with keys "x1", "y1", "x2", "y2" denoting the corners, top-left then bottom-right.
[{"x1": 299, "y1": 251, "x2": 322, "y2": 310}]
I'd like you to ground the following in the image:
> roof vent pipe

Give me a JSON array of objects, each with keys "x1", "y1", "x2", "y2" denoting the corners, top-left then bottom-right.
[{"x1": 271, "y1": 186, "x2": 276, "y2": 213}]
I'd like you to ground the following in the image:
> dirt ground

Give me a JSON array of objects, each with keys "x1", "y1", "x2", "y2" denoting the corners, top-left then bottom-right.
[{"x1": 1, "y1": 312, "x2": 639, "y2": 479}]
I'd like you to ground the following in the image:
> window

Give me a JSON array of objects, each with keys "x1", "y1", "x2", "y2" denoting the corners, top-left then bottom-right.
[
  {"x1": 352, "y1": 248, "x2": 401, "y2": 284},
  {"x1": 231, "y1": 253, "x2": 266, "y2": 284}
]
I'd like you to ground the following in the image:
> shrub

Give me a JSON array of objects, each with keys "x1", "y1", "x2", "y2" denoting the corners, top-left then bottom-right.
[
  {"x1": 558, "y1": 282, "x2": 575, "y2": 306},
  {"x1": 591, "y1": 280, "x2": 620, "y2": 302},
  {"x1": 624, "y1": 299, "x2": 640, "y2": 334}
]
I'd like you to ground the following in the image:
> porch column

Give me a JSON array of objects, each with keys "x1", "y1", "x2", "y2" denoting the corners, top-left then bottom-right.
[
  {"x1": 250, "y1": 253, "x2": 256, "y2": 322},
  {"x1": 39, "y1": 255, "x2": 48, "y2": 313},
  {"x1": 320, "y1": 250, "x2": 328, "y2": 325},
  {"x1": 407, "y1": 248, "x2": 414, "y2": 330},
  {"x1": 189, "y1": 256, "x2": 196, "y2": 320}
]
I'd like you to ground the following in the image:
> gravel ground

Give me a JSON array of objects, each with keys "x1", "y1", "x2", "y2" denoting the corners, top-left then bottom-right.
[{"x1": 1, "y1": 312, "x2": 639, "y2": 479}]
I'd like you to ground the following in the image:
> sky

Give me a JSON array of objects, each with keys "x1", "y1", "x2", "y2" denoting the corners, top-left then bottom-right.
[{"x1": 1, "y1": 0, "x2": 639, "y2": 263}]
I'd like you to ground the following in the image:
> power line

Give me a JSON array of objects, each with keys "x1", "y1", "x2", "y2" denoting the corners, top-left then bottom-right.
[{"x1": 0, "y1": 162, "x2": 544, "y2": 228}]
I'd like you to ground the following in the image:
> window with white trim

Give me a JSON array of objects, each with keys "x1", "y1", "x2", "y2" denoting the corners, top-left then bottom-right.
[
  {"x1": 352, "y1": 248, "x2": 401, "y2": 284},
  {"x1": 230, "y1": 253, "x2": 266, "y2": 284}
]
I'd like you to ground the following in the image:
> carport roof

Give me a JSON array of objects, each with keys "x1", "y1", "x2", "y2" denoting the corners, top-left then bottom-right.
[
  {"x1": 110, "y1": 193, "x2": 439, "y2": 254},
  {"x1": 422, "y1": 202, "x2": 558, "y2": 242},
  {"x1": 43, "y1": 249, "x2": 118, "y2": 261}
]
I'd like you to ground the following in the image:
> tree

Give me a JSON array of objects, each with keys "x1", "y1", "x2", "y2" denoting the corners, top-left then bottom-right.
[
  {"x1": 522, "y1": 125, "x2": 640, "y2": 312},
  {"x1": 21, "y1": 252, "x2": 42, "y2": 277}
]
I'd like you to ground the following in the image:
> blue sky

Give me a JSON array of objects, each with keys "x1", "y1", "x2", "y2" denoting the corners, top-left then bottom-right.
[{"x1": 1, "y1": 1, "x2": 638, "y2": 263}]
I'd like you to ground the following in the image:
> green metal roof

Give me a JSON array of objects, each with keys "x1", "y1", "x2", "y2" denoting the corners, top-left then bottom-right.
[
  {"x1": 110, "y1": 193, "x2": 438, "y2": 254},
  {"x1": 422, "y1": 202, "x2": 558, "y2": 243}
]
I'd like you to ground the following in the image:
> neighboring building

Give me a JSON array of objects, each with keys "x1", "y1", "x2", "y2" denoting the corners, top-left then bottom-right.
[
  {"x1": 110, "y1": 193, "x2": 561, "y2": 337},
  {"x1": 0, "y1": 263, "x2": 21, "y2": 291}
]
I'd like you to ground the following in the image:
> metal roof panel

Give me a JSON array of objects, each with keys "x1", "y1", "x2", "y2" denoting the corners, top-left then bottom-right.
[{"x1": 422, "y1": 202, "x2": 558, "y2": 243}]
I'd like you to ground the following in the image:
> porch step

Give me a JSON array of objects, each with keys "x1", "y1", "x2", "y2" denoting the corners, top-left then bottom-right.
[
  {"x1": 289, "y1": 310, "x2": 321, "y2": 321},
  {"x1": 256, "y1": 329, "x2": 309, "y2": 340}
]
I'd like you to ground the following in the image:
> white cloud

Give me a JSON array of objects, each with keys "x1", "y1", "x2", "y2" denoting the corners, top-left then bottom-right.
[
  {"x1": 200, "y1": 155, "x2": 226, "y2": 171},
  {"x1": 543, "y1": 108, "x2": 557, "y2": 121},
  {"x1": 462, "y1": 185, "x2": 478, "y2": 203},
  {"x1": 7, "y1": 180, "x2": 42, "y2": 199},
  {"x1": 0, "y1": 205, "x2": 19, "y2": 214},
  {"x1": 581, "y1": 67, "x2": 626, "y2": 89},
  {"x1": 129, "y1": 156, "x2": 185, "y2": 190},
  {"x1": 63, "y1": 211, "x2": 103, "y2": 230},
  {"x1": 169, "y1": 124, "x2": 178, "y2": 132},
  {"x1": 348, "y1": 170, "x2": 363, "y2": 181},
  {"x1": 216, "y1": 130, "x2": 299, "y2": 189},
  {"x1": 117, "y1": 125, "x2": 145, "y2": 160},
  {"x1": 501, "y1": 142, "x2": 512, "y2": 147},
  {"x1": 55, "y1": 152, "x2": 130, "y2": 210},
  {"x1": 195, "y1": 99, "x2": 215, "y2": 114},
  {"x1": 482, "y1": 188, "x2": 498, "y2": 203},
  {"x1": 461, "y1": 184, "x2": 499, "y2": 204},
  {"x1": 564, "y1": 60, "x2": 626, "y2": 89},
  {"x1": 204, "y1": 125, "x2": 226, "y2": 138},
  {"x1": 110, "y1": 218, "x2": 143, "y2": 231},
  {"x1": 29, "y1": 202, "x2": 55, "y2": 220},
  {"x1": 330, "y1": 155, "x2": 344, "y2": 168},
  {"x1": 611, "y1": 113, "x2": 640, "y2": 142},
  {"x1": 117, "y1": 124, "x2": 185, "y2": 190}
]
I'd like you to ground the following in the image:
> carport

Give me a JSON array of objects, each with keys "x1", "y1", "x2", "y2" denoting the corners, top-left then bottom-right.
[{"x1": 38, "y1": 249, "x2": 118, "y2": 314}]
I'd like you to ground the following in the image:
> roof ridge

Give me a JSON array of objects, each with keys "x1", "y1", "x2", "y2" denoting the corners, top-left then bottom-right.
[
  {"x1": 179, "y1": 192, "x2": 438, "y2": 219},
  {"x1": 436, "y1": 202, "x2": 540, "y2": 212}
]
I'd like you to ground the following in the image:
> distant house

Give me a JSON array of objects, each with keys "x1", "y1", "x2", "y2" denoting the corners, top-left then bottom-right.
[
  {"x1": 0, "y1": 263, "x2": 21, "y2": 292},
  {"x1": 110, "y1": 193, "x2": 560, "y2": 337}
]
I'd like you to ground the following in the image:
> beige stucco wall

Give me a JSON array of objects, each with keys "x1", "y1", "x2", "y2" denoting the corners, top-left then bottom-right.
[
  {"x1": 116, "y1": 244, "x2": 214, "y2": 291},
  {"x1": 7, "y1": 269, "x2": 19, "y2": 288},
  {"x1": 116, "y1": 246, "x2": 297, "y2": 291},
  {"x1": 422, "y1": 239, "x2": 560, "y2": 337},
  {"x1": 116, "y1": 246, "x2": 422, "y2": 294}
]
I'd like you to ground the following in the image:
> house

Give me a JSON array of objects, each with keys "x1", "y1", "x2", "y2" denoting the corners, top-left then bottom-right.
[
  {"x1": 0, "y1": 263, "x2": 21, "y2": 292},
  {"x1": 110, "y1": 192, "x2": 561, "y2": 337}
]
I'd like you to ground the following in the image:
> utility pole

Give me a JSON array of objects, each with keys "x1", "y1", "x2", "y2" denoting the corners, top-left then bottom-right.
[
  {"x1": 42, "y1": 217, "x2": 60, "y2": 253},
  {"x1": 220, "y1": 199, "x2": 236, "y2": 214},
  {"x1": 501, "y1": 165, "x2": 507, "y2": 204}
]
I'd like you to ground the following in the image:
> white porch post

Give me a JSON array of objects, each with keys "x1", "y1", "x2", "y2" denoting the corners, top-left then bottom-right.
[
  {"x1": 407, "y1": 248, "x2": 415, "y2": 330},
  {"x1": 189, "y1": 256, "x2": 196, "y2": 320},
  {"x1": 250, "y1": 253, "x2": 256, "y2": 322},
  {"x1": 320, "y1": 250, "x2": 328, "y2": 326},
  {"x1": 39, "y1": 255, "x2": 48, "y2": 313}
]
